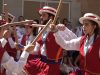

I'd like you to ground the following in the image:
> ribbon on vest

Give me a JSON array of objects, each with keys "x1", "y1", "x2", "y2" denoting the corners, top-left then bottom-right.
[{"x1": 84, "y1": 38, "x2": 89, "y2": 55}]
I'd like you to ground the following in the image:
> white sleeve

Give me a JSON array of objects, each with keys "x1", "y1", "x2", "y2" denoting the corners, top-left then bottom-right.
[
  {"x1": 1, "y1": 50, "x2": 29, "y2": 74},
  {"x1": 58, "y1": 27, "x2": 77, "y2": 40},
  {"x1": 0, "y1": 38, "x2": 7, "y2": 48},
  {"x1": 18, "y1": 35, "x2": 23, "y2": 44},
  {"x1": 32, "y1": 42, "x2": 40, "y2": 54},
  {"x1": 16, "y1": 29, "x2": 23, "y2": 42},
  {"x1": 54, "y1": 27, "x2": 81, "y2": 51}
]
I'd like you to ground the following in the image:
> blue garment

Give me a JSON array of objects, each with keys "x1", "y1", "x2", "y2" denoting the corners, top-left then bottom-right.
[
  {"x1": 84, "y1": 39, "x2": 89, "y2": 55},
  {"x1": 42, "y1": 31, "x2": 49, "y2": 42}
]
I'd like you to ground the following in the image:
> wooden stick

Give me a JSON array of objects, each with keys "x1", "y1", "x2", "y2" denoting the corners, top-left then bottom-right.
[
  {"x1": 3, "y1": 4, "x2": 9, "y2": 22},
  {"x1": 52, "y1": 0, "x2": 63, "y2": 24},
  {"x1": 0, "y1": 20, "x2": 33, "y2": 28},
  {"x1": 52, "y1": 0, "x2": 63, "y2": 62},
  {"x1": 31, "y1": 24, "x2": 45, "y2": 28},
  {"x1": 31, "y1": 19, "x2": 52, "y2": 44},
  {"x1": 30, "y1": 0, "x2": 63, "y2": 45},
  {"x1": 24, "y1": 24, "x2": 45, "y2": 28}
]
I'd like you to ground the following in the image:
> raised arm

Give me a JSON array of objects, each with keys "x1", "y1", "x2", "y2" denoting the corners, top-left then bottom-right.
[
  {"x1": 54, "y1": 26, "x2": 81, "y2": 51},
  {"x1": 1, "y1": 45, "x2": 34, "y2": 74}
]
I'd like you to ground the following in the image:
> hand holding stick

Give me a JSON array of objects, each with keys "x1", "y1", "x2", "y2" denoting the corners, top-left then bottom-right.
[
  {"x1": 50, "y1": 0, "x2": 63, "y2": 32},
  {"x1": 31, "y1": 0, "x2": 63, "y2": 45},
  {"x1": 52, "y1": 0, "x2": 63, "y2": 62},
  {"x1": 31, "y1": 19, "x2": 52, "y2": 44}
]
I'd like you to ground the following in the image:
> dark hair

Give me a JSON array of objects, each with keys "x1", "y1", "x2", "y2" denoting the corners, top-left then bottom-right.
[
  {"x1": 62, "y1": 18, "x2": 69, "y2": 24},
  {"x1": 18, "y1": 16, "x2": 24, "y2": 21},
  {"x1": 48, "y1": 13, "x2": 55, "y2": 20},
  {"x1": 89, "y1": 20, "x2": 99, "y2": 41},
  {"x1": 41, "y1": 13, "x2": 55, "y2": 25},
  {"x1": 48, "y1": 13, "x2": 54, "y2": 17},
  {"x1": 32, "y1": 28, "x2": 37, "y2": 36},
  {"x1": 47, "y1": 13, "x2": 60, "y2": 24},
  {"x1": 34, "y1": 19, "x2": 39, "y2": 24},
  {"x1": 32, "y1": 19, "x2": 39, "y2": 36}
]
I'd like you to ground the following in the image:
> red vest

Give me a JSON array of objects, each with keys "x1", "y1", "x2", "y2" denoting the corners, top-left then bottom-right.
[
  {"x1": 37, "y1": 32, "x2": 63, "y2": 60},
  {"x1": 21, "y1": 35, "x2": 26, "y2": 46},
  {"x1": 24, "y1": 32, "x2": 63, "y2": 75},
  {"x1": 80, "y1": 36, "x2": 100, "y2": 74},
  {"x1": 21, "y1": 35, "x2": 31, "y2": 46},
  {"x1": 4, "y1": 40, "x2": 17, "y2": 61},
  {"x1": 21, "y1": 35, "x2": 37, "y2": 60},
  {"x1": 0, "y1": 42, "x2": 6, "y2": 75}
]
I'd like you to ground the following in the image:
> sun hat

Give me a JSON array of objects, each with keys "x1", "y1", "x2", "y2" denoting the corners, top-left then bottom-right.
[
  {"x1": 39, "y1": 6, "x2": 57, "y2": 16},
  {"x1": 79, "y1": 13, "x2": 100, "y2": 27}
]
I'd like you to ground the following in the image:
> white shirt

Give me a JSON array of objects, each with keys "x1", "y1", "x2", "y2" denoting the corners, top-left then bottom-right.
[
  {"x1": 25, "y1": 34, "x2": 35, "y2": 45},
  {"x1": 28, "y1": 29, "x2": 50, "y2": 56},
  {"x1": 16, "y1": 26, "x2": 25, "y2": 42},
  {"x1": 54, "y1": 27, "x2": 80, "y2": 51},
  {"x1": 0, "y1": 38, "x2": 29, "y2": 75},
  {"x1": 2, "y1": 51, "x2": 29, "y2": 75},
  {"x1": 33, "y1": 27, "x2": 77, "y2": 56},
  {"x1": 54, "y1": 27, "x2": 96, "y2": 50},
  {"x1": 54, "y1": 27, "x2": 100, "y2": 58}
]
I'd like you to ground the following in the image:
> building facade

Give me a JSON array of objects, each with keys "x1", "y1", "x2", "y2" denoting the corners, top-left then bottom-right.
[{"x1": 0, "y1": 0, "x2": 100, "y2": 27}]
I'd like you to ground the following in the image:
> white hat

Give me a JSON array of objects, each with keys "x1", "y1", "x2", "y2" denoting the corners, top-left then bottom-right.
[
  {"x1": 39, "y1": 6, "x2": 57, "y2": 16},
  {"x1": 79, "y1": 13, "x2": 100, "y2": 27}
]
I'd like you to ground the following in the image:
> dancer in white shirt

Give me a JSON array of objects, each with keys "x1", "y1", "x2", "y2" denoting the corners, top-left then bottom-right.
[
  {"x1": 51, "y1": 13, "x2": 100, "y2": 75},
  {"x1": 0, "y1": 19, "x2": 34, "y2": 75}
]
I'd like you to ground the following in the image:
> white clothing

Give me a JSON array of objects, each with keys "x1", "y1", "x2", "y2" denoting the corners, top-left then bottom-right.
[
  {"x1": 0, "y1": 38, "x2": 29, "y2": 75},
  {"x1": 54, "y1": 27, "x2": 99, "y2": 52},
  {"x1": 2, "y1": 51, "x2": 29, "y2": 74},
  {"x1": 16, "y1": 27, "x2": 25, "y2": 42},
  {"x1": 54, "y1": 27, "x2": 80, "y2": 51},
  {"x1": 19, "y1": 34, "x2": 35, "y2": 45},
  {"x1": 0, "y1": 37, "x2": 15, "y2": 49},
  {"x1": 33, "y1": 27, "x2": 77, "y2": 57},
  {"x1": 25, "y1": 34, "x2": 35, "y2": 45}
]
